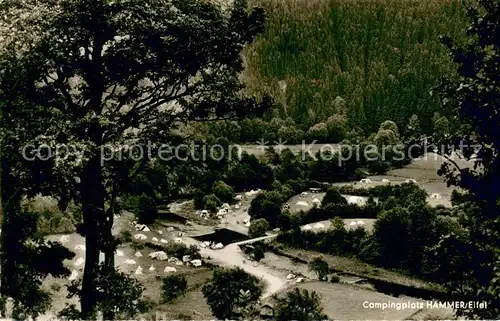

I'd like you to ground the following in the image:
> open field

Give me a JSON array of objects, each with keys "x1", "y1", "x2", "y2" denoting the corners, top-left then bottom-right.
[
  {"x1": 273, "y1": 247, "x2": 440, "y2": 291},
  {"x1": 276, "y1": 282, "x2": 453, "y2": 320}
]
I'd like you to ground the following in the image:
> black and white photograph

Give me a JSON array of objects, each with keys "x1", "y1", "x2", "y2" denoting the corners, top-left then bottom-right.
[{"x1": 0, "y1": 0, "x2": 498, "y2": 319}]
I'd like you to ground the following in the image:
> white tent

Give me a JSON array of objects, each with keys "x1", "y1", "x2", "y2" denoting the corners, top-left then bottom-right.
[
  {"x1": 69, "y1": 270, "x2": 79, "y2": 281},
  {"x1": 300, "y1": 192, "x2": 308, "y2": 197},
  {"x1": 356, "y1": 220, "x2": 366, "y2": 226},
  {"x1": 116, "y1": 250, "x2": 124, "y2": 257},
  {"x1": 235, "y1": 195, "x2": 243, "y2": 201},
  {"x1": 141, "y1": 226, "x2": 150, "y2": 232},
  {"x1": 157, "y1": 252, "x2": 168, "y2": 261},
  {"x1": 175, "y1": 238, "x2": 183, "y2": 244},
  {"x1": 234, "y1": 205, "x2": 240, "y2": 210},
  {"x1": 314, "y1": 223, "x2": 325, "y2": 230},
  {"x1": 160, "y1": 239, "x2": 168, "y2": 244},
  {"x1": 176, "y1": 261, "x2": 184, "y2": 266},
  {"x1": 349, "y1": 221, "x2": 358, "y2": 227},
  {"x1": 243, "y1": 218, "x2": 250, "y2": 224},
  {"x1": 204, "y1": 241, "x2": 212, "y2": 247},
  {"x1": 135, "y1": 266, "x2": 143, "y2": 275},
  {"x1": 296, "y1": 201, "x2": 309, "y2": 207},
  {"x1": 168, "y1": 257, "x2": 179, "y2": 263},
  {"x1": 134, "y1": 234, "x2": 147, "y2": 241},
  {"x1": 158, "y1": 230, "x2": 163, "y2": 235},
  {"x1": 149, "y1": 265, "x2": 156, "y2": 271},
  {"x1": 347, "y1": 196, "x2": 365, "y2": 206},
  {"x1": 191, "y1": 259, "x2": 202, "y2": 267},
  {"x1": 74, "y1": 258, "x2": 85, "y2": 267},
  {"x1": 152, "y1": 237, "x2": 159, "y2": 242},
  {"x1": 296, "y1": 277, "x2": 304, "y2": 283},
  {"x1": 74, "y1": 244, "x2": 86, "y2": 251},
  {"x1": 303, "y1": 224, "x2": 312, "y2": 231},
  {"x1": 312, "y1": 198, "x2": 321, "y2": 205},
  {"x1": 286, "y1": 273, "x2": 295, "y2": 280},
  {"x1": 149, "y1": 251, "x2": 168, "y2": 261},
  {"x1": 59, "y1": 235, "x2": 70, "y2": 243},
  {"x1": 245, "y1": 222, "x2": 251, "y2": 227},
  {"x1": 360, "y1": 178, "x2": 372, "y2": 184},
  {"x1": 182, "y1": 255, "x2": 191, "y2": 263},
  {"x1": 215, "y1": 243, "x2": 224, "y2": 249},
  {"x1": 164, "y1": 267, "x2": 177, "y2": 273},
  {"x1": 135, "y1": 251, "x2": 143, "y2": 257},
  {"x1": 124, "y1": 259, "x2": 137, "y2": 265},
  {"x1": 382, "y1": 179, "x2": 390, "y2": 183},
  {"x1": 405, "y1": 179, "x2": 417, "y2": 184},
  {"x1": 221, "y1": 203, "x2": 231, "y2": 210},
  {"x1": 200, "y1": 242, "x2": 207, "y2": 248}
]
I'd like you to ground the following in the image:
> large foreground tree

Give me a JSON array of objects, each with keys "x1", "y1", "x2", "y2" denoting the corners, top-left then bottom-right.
[
  {"x1": 0, "y1": 0, "x2": 268, "y2": 318},
  {"x1": 435, "y1": 0, "x2": 500, "y2": 318}
]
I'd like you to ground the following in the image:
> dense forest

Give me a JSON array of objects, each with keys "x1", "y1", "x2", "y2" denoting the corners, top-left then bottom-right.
[{"x1": 204, "y1": 0, "x2": 467, "y2": 143}]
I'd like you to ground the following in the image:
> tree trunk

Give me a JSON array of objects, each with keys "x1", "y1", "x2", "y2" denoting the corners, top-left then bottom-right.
[
  {"x1": 102, "y1": 205, "x2": 115, "y2": 321},
  {"x1": 80, "y1": 155, "x2": 106, "y2": 319}
]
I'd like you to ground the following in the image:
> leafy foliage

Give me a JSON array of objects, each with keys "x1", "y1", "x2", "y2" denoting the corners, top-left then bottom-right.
[
  {"x1": 135, "y1": 194, "x2": 158, "y2": 224},
  {"x1": 273, "y1": 288, "x2": 328, "y2": 321},
  {"x1": 212, "y1": 181, "x2": 236, "y2": 204},
  {"x1": 0, "y1": 0, "x2": 269, "y2": 317},
  {"x1": 321, "y1": 187, "x2": 347, "y2": 207},
  {"x1": 434, "y1": 0, "x2": 500, "y2": 317},
  {"x1": 248, "y1": 218, "x2": 270, "y2": 238},
  {"x1": 162, "y1": 275, "x2": 188, "y2": 303},
  {"x1": 202, "y1": 267, "x2": 263, "y2": 320},
  {"x1": 309, "y1": 257, "x2": 329, "y2": 281},
  {"x1": 203, "y1": 194, "x2": 221, "y2": 213},
  {"x1": 244, "y1": 0, "x2": 466, "y2": 133}
]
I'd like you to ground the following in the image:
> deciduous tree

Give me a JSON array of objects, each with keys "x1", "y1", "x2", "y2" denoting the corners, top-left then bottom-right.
[{"x1": 0, "y1": 0, "x2": 269, "y2": 317}]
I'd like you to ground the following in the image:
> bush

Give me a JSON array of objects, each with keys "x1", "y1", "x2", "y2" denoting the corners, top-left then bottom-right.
[
  {"x1": 135, "y1": 194, "x2": 157, "y2": 224},
  {"x1": 203, "y1": 194, "x2": 221, "y2": 213},
  {"x1": 119, "y1": 230, "x2": 132, "y2": 243},
  {"x1": 309, "y1": 257, "x2": 329, "y2": 281},
  {"x1": 248, "y1": 191, "x2": 283, "y2": 227},
  {"x1": 212, "y1": 181, "x2": 235, "y2": 204},
  {"x1": 372, "y1": 206, "x2": 412, "y2": 268},
  {"x1": 374, "y1": 129, "x2": 398, "y2": 146},
  {"x1": 248, "y1": 218, "x2": 270, "y2": 238},
  {"x1": 307, "y1": 122, "x2": 329, "y2": 142},
  {"x1": 253, "y1": 243, "x2": 265, "y2": 261},
  {"x1": 322, "y1": 187, "x2": 347, "y2": 207},
  {"x1": 165, "y1": 243, "x2": 201, "y2": 259},
  {"x1": 326, "y1": 114, "x2": 347, "y2": 142},
  {"x1": 379, "y1": 120, "x2": 400, "y2": 138},
  {"x1": 162, "y1": 275, "x2": 188, "y2": 303}
]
